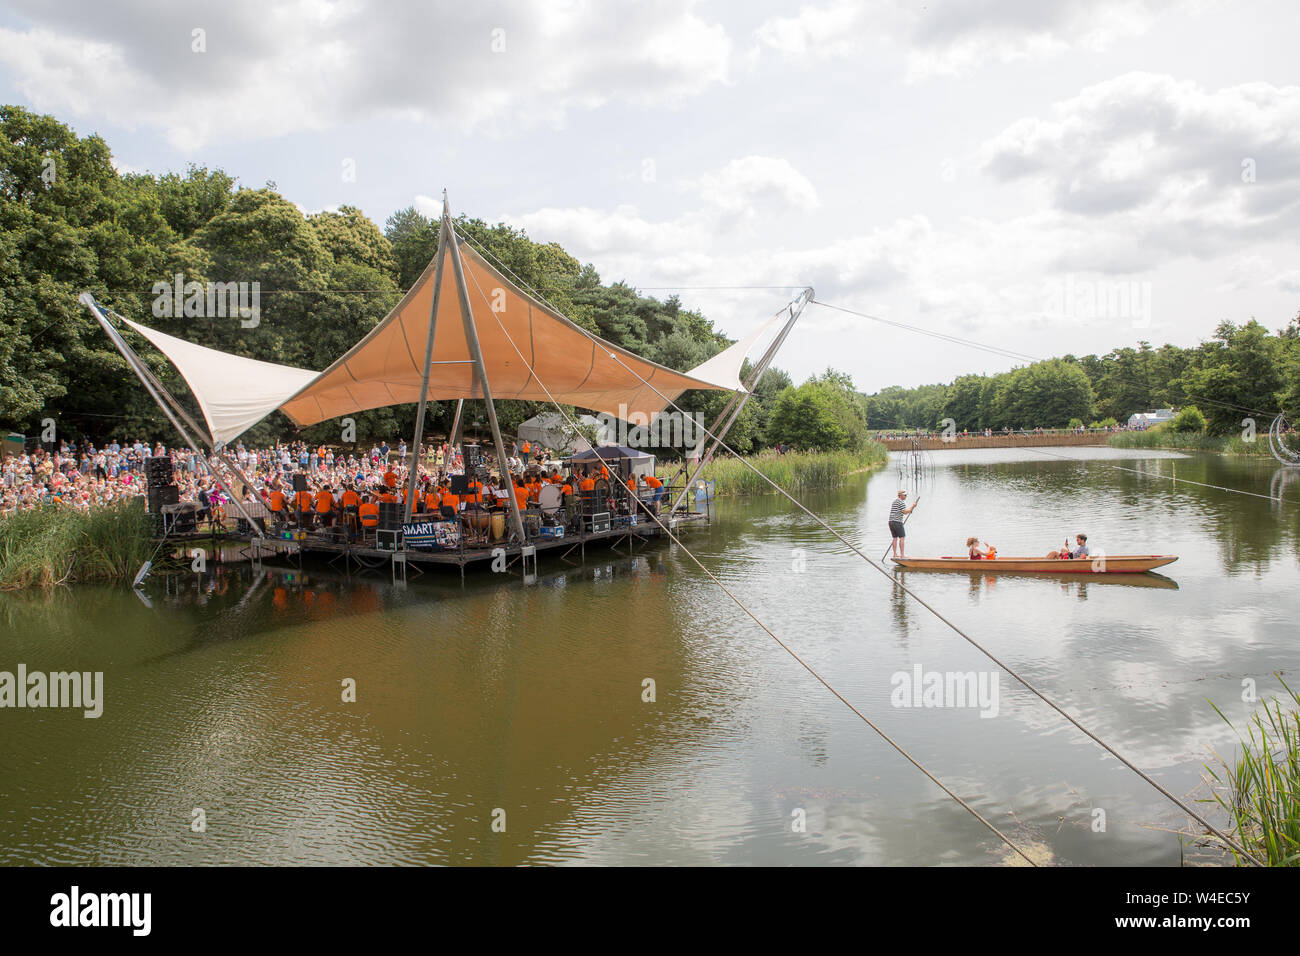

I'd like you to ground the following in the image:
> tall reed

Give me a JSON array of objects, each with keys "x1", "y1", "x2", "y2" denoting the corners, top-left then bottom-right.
[
  {"x1": 1204, "y1": 676, "x2": 1300, "y2": 866},
  {"x1": 686, "y1": 445, "x2": 888, "y2": 497},
  {"x1": 0, "y1": 500, "x2": 154, "y2": 590},
  {"x1": 1108, "y1": 430, "x2": 1274, "y2": 457}
]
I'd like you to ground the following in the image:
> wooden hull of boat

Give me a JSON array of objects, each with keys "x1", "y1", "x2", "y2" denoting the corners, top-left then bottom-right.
[{"x1": 891, "y1": 555, "x2": 1178, "y2": 574}]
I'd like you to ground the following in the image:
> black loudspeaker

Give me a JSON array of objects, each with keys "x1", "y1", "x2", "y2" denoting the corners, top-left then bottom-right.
[
  {"x1": 450, "y1": 474, "x2": 469, "y2": 495},
  {"x1": 378, "y1": 501, "x2": 403, "y2": 531},
  {"x1": 292, "y1": 473, "x2": 308, "y2": 493},
  {"x1": 146, "y1": 456, "x2": 173, "y2": 488},
  {"x1": 147, "y1": 484, "x2": 179, "y2": 512}
]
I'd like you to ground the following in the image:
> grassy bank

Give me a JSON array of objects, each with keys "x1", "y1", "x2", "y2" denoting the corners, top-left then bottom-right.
[
  {"x1": 0, "y1": 500, "x2": 154, "y2": 590},
  {"x1": 1107, "y1": 430, "x2": 1274, "y2": 457},
  {"x1": 1205, "y1": 678, "x2": 1300, "y2": 866},
  {"x1": 686, "y1": 444, "x2": 888, "y2": 497}
]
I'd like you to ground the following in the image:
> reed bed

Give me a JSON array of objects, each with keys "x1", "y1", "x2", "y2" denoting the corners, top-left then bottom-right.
[
  {"x1": 0, "y1": 500, "x2": 154, "y2": 591},
  {"x1": 1205, "y1": 678, "x2": 1300, "y2": 866},
  {"x1": 687, "y1": 444, "x2": 888, "y2": 497},
  {"x1": 1108, "y1": 430, "x2": 1275, "y2": 457}
]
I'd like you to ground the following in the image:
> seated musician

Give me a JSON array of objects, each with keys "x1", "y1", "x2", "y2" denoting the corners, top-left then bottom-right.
[
  {"x1": 439, "y1": 479, "x2": 459, "y2": 520},
  {"x1": 423, "y1": 481, "x2": 441, "y2": 516},
  {"x1": 267, "y1": 484, "x2": 287, "y2": 524},
  {"x1": 295, "y1": 485, "x2": 314, "y2": 528},
  {"x1": 314, "y1": 483, "x2": 335, "y2": 528},
  {"x1": 358, "y1": 495, "x2": 380, "y2": 532}
]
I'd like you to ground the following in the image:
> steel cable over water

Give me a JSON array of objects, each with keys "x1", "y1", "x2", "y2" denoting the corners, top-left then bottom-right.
[
  {"x1": 457, "y1": 253, "x2": 1039, "y2": 865},
  {"x1": 459, "y1": 235, "x2": 1265, "y2": 865}
]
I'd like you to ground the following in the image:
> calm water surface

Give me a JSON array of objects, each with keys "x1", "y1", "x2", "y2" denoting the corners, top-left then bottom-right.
[{"x1": 1, "y1": 447, "x2": 1297, "y2": 865}]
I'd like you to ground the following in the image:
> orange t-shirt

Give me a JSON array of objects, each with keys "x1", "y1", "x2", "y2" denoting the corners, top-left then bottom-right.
[
  {"x1": 295, "y1": 490, "x2": 313, "y2": 512},
  {"x1": 579, "y1": 477, "x2": 595, "y2": 491},
  {"x1": 341, "y1": 490, "x2": 360, "y2": 508},
  {"x1": 425, "y1": 491, "x2": 440, "y2": 512},
  {"x1": 644, "y1": 475, "x2": 662, "y2": 489},
  {"x1": 268, "y1": 490, "x2": 286, "y2": 512},
  {"x1": 314, "y1": 490, "x2": 333, "y2": 513},
  {"x1": 359, "y1": 503, "x2": 379, "y2": 526},
  {"x1": 514, "y1": 486, "x2": 528, "y2": 509}
]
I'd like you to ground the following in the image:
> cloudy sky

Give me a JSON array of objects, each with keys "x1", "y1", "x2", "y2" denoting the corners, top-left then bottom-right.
[{"x1": 3, "y1": 0, "x2": 1298, "y2": 390}]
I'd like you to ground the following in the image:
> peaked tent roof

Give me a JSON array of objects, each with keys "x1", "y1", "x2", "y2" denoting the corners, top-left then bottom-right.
[
  {"x1": 277, "y1": 239, "x2": 739, "y2": 427},
  {"x1": 122, "y1": 317, "x2": 319, "y2": 446}
]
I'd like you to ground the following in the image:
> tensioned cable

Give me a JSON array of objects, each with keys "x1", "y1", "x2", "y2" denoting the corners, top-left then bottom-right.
[
  {"x1": 812, "y1": 300, "x2": 1283, "y2": 421},
  {"x1": 1015, "y1": 445, "x2": 1288, "y2": 504},
  {"x1": 459, "y1": 235, "x2": 1264, "y2": 864},
  {"x1": 456, "y1": 250, "x2": 1038, "y2": 865}
]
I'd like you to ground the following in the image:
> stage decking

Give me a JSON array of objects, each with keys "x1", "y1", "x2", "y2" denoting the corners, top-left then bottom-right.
[{"x1": 159, "y1": 510, "x2": 711, "y2": 579}]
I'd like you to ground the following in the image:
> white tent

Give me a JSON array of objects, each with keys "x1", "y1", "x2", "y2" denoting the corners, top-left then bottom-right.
[{"x1": 516, "y1": 412, "x2": 613, "y2": 452}]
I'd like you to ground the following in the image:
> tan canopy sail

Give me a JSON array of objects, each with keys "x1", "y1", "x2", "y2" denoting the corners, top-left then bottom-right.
[{"x1": 278, "y1": 240, "x2": 739, "y2": 427}]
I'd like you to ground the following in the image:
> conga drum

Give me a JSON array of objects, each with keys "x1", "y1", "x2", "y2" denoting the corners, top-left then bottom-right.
[
  {"x1": 465, "y1": 506, "x2": 490, "y2": 534},
  {"x1": 490, "y1": 511, "x2": 505, "y2": 541}
]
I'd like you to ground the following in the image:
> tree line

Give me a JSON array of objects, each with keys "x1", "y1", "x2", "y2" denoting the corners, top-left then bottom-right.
[
  {"x1": 1, "y1": 106, "x2": 874, "y2": 457},
  {"x1": 866, "y1": 322, "x2": 1300, "y2": 435}
]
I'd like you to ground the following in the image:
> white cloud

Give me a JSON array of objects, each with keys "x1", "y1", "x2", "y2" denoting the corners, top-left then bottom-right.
[
  {"x1": 752, "y1": 0, "x2": 1201, "y2": 79},
  {"x1": 0, "y1": 0, "x2": 733, "y2": 149},
  {"x1": 980, "y1": 73, "x2": 1300, "y2": 256}
]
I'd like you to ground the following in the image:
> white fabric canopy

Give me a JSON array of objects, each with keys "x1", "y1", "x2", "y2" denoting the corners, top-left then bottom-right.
[{"x1": 122, "y1": 318, "x2": 319, "y2": 445}]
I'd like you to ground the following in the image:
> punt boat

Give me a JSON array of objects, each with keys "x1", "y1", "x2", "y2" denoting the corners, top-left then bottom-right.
[{"x1": 891, "y1": 555, "x2": 1178, "y2": 574}]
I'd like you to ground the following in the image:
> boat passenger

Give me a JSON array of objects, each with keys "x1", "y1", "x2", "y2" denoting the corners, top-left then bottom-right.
[{"x1": 1047, "y1": 534, "x2": 1088, "y2": 559}]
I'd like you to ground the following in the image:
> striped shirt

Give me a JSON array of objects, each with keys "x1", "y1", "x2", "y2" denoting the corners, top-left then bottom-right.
[{"x1": 889, "y1": 498, "x2": 906, "y2": 523}]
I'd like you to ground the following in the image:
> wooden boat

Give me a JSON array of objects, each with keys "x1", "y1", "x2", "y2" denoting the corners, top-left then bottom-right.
[{"x1": 891, "y1": 555, "x2": 1178, "y2": 574}]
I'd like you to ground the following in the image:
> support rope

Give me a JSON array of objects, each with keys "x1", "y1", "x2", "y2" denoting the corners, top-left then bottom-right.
[{"x1": 457, "y1": 235, "x2": 1264, "y2": 865}]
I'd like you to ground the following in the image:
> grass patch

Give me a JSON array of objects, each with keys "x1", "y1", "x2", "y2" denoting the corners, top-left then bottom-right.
[
  {"x1": 0, "y1": 500, "x2": 154, "y2": 591},
  {"x1": 1107, "y1": 429, "x2": 1274, "y2": 457},
  {"x1": 1204, "y1": 676, "x2": 1300, "y2": 866},
  {"x1": 685, "y1": 444, "x2": 888, "y2": 497}
]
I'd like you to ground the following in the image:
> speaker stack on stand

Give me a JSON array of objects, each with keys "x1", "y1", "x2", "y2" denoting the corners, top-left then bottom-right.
[
  {"x1": 377, "y1": 501, "x2": 405, "y2": 551},
  {"x1": 146, "y1": 456, "x2": 178, "y2": 535}
]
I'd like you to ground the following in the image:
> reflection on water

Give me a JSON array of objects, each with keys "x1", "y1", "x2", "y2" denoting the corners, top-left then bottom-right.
[{"x1": 0, "y1": 448, "x2": 1296, "y2": 866}]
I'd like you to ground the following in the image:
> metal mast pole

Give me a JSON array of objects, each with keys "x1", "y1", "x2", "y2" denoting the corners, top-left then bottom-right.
[
  {"x1": 404, "y1": 197, "x2": 451, "y2": 522},
  {"x1": 443, "y1": 199, "x2": 528, "y2": 546},
  {"x1": 94, "y1": 302, "x2": 265, "y2": 512},
  {"x1": 79, "y1": 293, "x2": 265, "y2": 538},
  {"x1": 670, "y1": 288, "x2": 812, "y2": 513}
]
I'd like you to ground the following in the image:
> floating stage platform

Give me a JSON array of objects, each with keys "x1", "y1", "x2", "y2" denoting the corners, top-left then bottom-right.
[{"x1": 160, "y1": 508, "x2": 711, "y2": 582}]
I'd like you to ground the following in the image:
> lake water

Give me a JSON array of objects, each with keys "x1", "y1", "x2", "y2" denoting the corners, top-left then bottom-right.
[{"x1": 1, "y1": 447, "x2": 1296, "y2": 865}]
